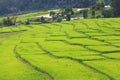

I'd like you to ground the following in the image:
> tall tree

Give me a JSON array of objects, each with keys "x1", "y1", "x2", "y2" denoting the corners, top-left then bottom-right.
[{"x1": 111, "y1": 0, "x2": 120, "y2": 17}]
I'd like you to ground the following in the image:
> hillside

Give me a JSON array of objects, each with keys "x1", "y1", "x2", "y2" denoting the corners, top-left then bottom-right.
[
  {"x1": 0, "y1": 0, "x2": 120, "y2": 80},
  {"x1": 0, "y1": 0, "x2": 110, "y2": 16},
  {"x1": 0, "y1": 17, "x2": 120, "y2": 80}
]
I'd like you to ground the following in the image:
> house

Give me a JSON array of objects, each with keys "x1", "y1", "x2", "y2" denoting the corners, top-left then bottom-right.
[
  {"x1": 105, "y1": 5, "x2": 111, "y2": 8},
  {"x1": 77, "y1": 9, "x2": 82, "y2": 12},
  {"x1": 36, "y1": 14, "x2": 52, "y2": 19}
]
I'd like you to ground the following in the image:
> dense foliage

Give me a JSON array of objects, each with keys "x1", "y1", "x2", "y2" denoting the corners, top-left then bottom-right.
[{"x1": 111, "y1": 0, "x2": 120, "y2": 17}]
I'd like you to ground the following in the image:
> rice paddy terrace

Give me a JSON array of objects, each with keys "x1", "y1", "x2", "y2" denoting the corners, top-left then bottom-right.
[{"x1": 0, "y1": 18, "x2": 120, "y2": 80}]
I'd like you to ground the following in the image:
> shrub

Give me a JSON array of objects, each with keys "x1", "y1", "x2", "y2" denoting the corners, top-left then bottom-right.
[{"x1": 3, "y1": 16, "x2": 17, "y2": 26}]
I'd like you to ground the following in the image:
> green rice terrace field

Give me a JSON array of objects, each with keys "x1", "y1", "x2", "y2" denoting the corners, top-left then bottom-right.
[{"x1": 0, "y1": 18, "x2": 120, "y2": 80}]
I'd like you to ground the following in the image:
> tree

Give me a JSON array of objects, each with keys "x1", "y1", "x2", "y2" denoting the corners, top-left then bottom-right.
[
  {"x1": 49, "y1": 11, "x2": 56, "y2": 16},
  {"x1": 40, "y1": 16, "x2": 45, "y2": 23},
  {"x1": 96, "y1": 0, "x2": 105, "y2": 10},
  {"x1": 25, "y1": 19, "x2": 30, "y2": 25},
  {"x1": 66, "y1": 14, "x2": 71, "y2": 21},
  {"x1": 64, "y1": 7, "x2": 74, "y2": 15},
  {"x1": 83, "y1": 9, "x2": 88, "y2": 18},
  {"x1": 57, "y1": 16, "x2": 62, "y2": 22},
  {"x1": 49, "y1": 11, "x2": 56, "y2": 21},
  {"x1": 3, "y1": 16, "x2": 17, "y2": 26},
  {"x1": 111, "y1": 0, "x2": 120, "y2": 17},
  {"x1": 91, "y1": 10, "x2": 96, "y2": 18},
  {"x1": 102, "y1": 8, "x2": 113, "y2": 18}
]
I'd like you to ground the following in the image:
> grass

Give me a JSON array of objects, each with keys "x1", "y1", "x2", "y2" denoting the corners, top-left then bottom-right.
[
  {"x1": 0, "y1": 16, "x2": 120, "y2": 80},
  {"x1": 0, "y1": 35, "x2": 48, "y2": 80},
  {"x1": 85, "y1": 60, "x2": 120, "y2": 80}
]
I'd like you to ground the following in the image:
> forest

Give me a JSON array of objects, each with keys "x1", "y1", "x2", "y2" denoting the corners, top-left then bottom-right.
[{"x1": 0, "y1": 0, "x2": 110, "y2": 16}]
